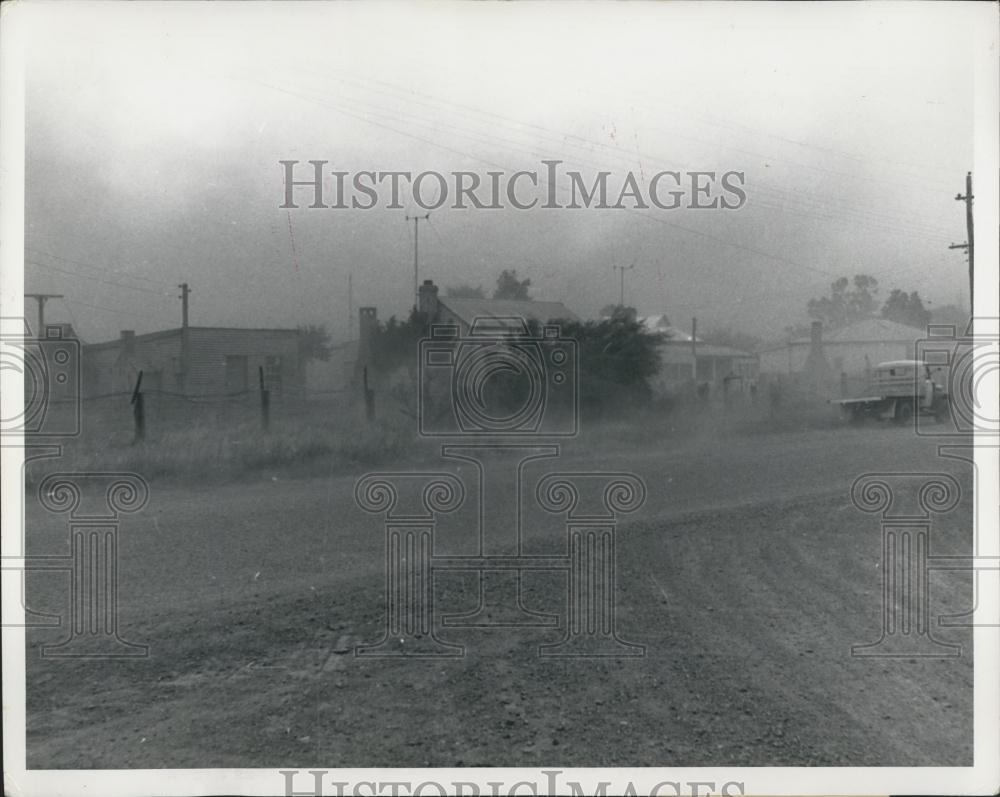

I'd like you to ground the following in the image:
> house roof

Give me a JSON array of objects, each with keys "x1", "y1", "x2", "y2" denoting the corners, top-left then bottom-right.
[
  {"x1": 84, "y1": 326, "x2": 301, "y2": 350},
  {"x1": 659, "y1": 339, "x2": 756, "y2": 359},
  {"x1": 790, "y1": 318, "x2": 926, "y2": 345},
  {"x1": 637, "y1": 314, "x2": 695, "y2": 341},
  {"x1": 439, "y1": 298, "x2": 579, "y2": 329}
]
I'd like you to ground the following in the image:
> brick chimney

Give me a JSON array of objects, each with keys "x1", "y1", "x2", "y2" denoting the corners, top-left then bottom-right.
[
  {"x1": 120, "y1": 330, "x2": 136, "y2": 360},
  {"x1": 802, "y1": 320, "x2": 829, "y2": 386},
  {"x1": 418, "y1": 279, "x2": 439, "y2": 321}
]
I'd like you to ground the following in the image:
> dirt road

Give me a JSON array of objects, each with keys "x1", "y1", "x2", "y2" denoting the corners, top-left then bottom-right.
[{"x1": 24, "y1": 425, "x2": 974, "y2": 768}]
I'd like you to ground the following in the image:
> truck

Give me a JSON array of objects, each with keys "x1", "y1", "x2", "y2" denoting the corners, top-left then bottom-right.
[{"x1": 830, "y1": 359, "x2": 950, "y2": 425}]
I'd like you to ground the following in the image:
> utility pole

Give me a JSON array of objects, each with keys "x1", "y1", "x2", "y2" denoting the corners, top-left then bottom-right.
[
  {"x1": 347, "y1": 272, "x2": 354, "y2": 339},
  {"x1": 405, "y1": 213, "x2": 430, "y2": 310},
  {"x1": 178, "y1": 282, "x2": 190, "y2": 394},
  {"x1": 953, "y1": 172, "x2": 974, "y2": 314},
  {"x1": 24, "y1": 293, "x2": 63, "y2": 333},
  {"x1": 613, "y1": 262, "x2": 635, "y2": 307},
  {"x1": 178, "y1": 283, "x2": 191, "y2": 328}
]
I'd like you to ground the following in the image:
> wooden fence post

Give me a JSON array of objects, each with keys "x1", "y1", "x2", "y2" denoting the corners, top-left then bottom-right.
[
  {"x1": 130, "y1": 370, "x2": 145, "y2": 444},
  {"x1": 259, "y1": 366, "x2": 270, "y2": 431}
]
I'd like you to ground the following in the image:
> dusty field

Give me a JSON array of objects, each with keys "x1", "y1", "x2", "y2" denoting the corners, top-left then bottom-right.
[{"x1": 23, "y1": 424, "x2": 974, "y2": 768}]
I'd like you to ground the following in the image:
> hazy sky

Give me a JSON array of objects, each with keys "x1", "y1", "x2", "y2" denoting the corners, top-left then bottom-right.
[{"x1": 22, "y1": 2, "x2": 983, "y2": 344}]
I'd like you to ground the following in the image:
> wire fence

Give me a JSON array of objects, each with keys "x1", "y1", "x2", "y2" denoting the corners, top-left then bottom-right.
[{"x1": 39, "y1": 382, "x2": 358, "y2": 446}]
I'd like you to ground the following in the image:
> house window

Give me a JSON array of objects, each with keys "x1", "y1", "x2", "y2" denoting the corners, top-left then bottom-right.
[{"x1": 265, "y1": 355, "x2": 283, "y2": 393}]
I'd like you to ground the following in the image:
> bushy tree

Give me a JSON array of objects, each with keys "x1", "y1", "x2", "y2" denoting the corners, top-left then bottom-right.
[
  {"x1": 493, "y1": 269, "x2": 532, "y2": 300},
  {"x1": 445, "y1": 284, "x2": 486, "y2": 299},
  {"x1": 881, "y1": 289, "x2": 932, "y2": 329},
  {"x1": 367, "y1": 309, "x2": 428, "y2": 376},
  {"x1": 807, "y1": 274, "x2": 879, "y2": 329},
  {"x1": 600, "y1": 304, "x2": 637, "y2": 322},
  {"x1": 558, "y1": 310, "x2": 663, "y2": 408}
]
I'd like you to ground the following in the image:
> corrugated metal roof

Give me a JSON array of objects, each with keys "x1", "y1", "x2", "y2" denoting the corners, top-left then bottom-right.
[{"x1": 440, "y1": 298, "x2": 579, "y2": 327}]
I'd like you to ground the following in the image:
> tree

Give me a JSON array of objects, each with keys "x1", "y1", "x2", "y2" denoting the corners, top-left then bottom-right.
[
  {"x1": 558, "y1": 312, "x2": 663, "y2": 408},
  {"x1": 806, "y1": 274, "x2": 879, "y2": 329},
  {"x1": 367, "y1": 308, "x2": 428, "y2": 376},
  {"x1": 600, "y1": 304, "x2": 637, "y2": 322},
  {"x1": 445, "y1": 284, "x2": 486, "y2": 299},
  {"x1": 297, "y1": 324, "x2": 332, "y2": 362},
  {"x1": 881, "y1": 289, "x2": 932, "y2": 330},
  {"x1": 493, "y1": 269, "x2": 532, "y2": 300}
]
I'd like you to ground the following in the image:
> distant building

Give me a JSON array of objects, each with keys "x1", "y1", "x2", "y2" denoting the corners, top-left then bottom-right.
[
  {"x1": 417, "y1": 280, "x2": 579, "y2": 331},
  {"x1": 637, "y1": 314, "x2": 693, "y2": 341},
  {"x1": 637, "y1": 313, "x2": 758, "y2": 397},
  {"x1": 84, "y1": 326, "x2": 303, "y2": 397},
  {"x1": 652, "y1": 340, "x2": 758, "y2": 397},
  {"x1": 758, "y1": 318, "x2": 927, "y2": 379}
]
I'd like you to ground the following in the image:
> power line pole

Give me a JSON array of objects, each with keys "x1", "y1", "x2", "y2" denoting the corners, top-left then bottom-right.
[
  {"x1": 347, "y1": 272, "x2": 354, "y2": 339},
  {"x1": 953, "y1": 172, "x2": 974, "y2": 314},
  {"x1": 177, "y1": 282, "x2": 191, "y2": 394},
  {"x1": 24, "y1": 293, "x2": 64, "y2": 333},
  {"x1": 613, "y1": 262, "x2": 635, "y2": 307},
  {"x1": 178, "y1": 283, "x2": 191, "y2": 328},
  {"x1": 405, "y1": 213, "x2": 430, "y2": 310}
]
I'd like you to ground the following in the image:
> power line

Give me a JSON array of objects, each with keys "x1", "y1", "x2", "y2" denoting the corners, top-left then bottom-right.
[
  {"x1": 298, "y1": 60, "x2": 959, "y2": 211},
  {"x1": 26, "y1": 259, "x2": 174, "y2": 297},
  {"x1": 62, "y1": 297, "x2": 175, "y2": 323},
  {"x1": 25, "y1": 246, "x2": 175, "y2": 286},
  {"x1": 268, "y1": 67, "x2": 957, "y2": 245}
]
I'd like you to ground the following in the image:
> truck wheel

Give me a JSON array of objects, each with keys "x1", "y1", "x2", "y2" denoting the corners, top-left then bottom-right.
[
  {"x1": 849, "y1": 405, "x2": 865, "y2": 425},
  {"x1": 894, "y1": 399, "x2": 914, "y2": 426}
]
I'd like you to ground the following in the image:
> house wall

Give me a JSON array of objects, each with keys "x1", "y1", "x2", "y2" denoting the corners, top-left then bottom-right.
[
  {"x1": 84, "y1": 329, "x2": 303, "y2": 397},
  {"x1": 185, "y1": 329, "x2": 302, "y2": 395},
  {"x1": 84, "y1": 334, "x2": 183, "y2": 397},
  {"x1": 651, "y1": 342, "x2": 757, "y2": 396}
]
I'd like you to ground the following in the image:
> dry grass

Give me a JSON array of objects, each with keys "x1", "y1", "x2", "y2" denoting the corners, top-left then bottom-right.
[
  {"x1": 26, "y1": 387, "x2": 845, "y2": 486},
  {"x1": 25, "y1": 401, "x2": 424, "y2": 487}
]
